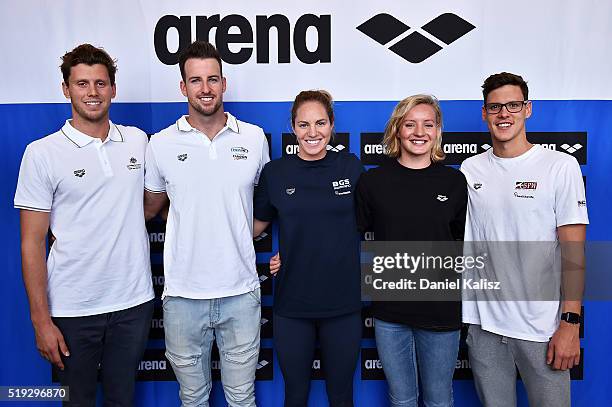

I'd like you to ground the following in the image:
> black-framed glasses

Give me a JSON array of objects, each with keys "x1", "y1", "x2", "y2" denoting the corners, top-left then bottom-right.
[{"x1": 484, "y1": 101, "x2": 529, "y2": 114}]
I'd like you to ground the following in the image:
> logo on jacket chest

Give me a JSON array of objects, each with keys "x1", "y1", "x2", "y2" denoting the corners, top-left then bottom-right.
[{"x1": 332, "y1": 178, "x2": 351, "y2": 195}]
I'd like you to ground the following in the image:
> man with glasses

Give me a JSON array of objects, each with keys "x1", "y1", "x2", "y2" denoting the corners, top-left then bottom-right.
[{"x1": 460, "y1": 72, "x2": 588, "y2": 406}]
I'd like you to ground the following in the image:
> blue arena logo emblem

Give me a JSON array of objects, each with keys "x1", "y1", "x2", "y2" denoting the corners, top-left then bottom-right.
[{"x1": 357, "y1": 13, "x2": 475, "y2": 63}]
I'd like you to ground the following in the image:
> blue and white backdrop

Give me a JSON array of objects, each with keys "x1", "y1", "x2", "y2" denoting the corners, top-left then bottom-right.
[{"x1": 1, "y1": 1, "x2": 611, "y2": 405}]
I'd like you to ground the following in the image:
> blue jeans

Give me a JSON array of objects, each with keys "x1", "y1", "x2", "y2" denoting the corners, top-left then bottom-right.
[
  {"x1": 163, "y1": 289, "x2": 261, "y2": 407},
  {"x1": 374, "y1": 318, "x2": 460, "y2": 407}
]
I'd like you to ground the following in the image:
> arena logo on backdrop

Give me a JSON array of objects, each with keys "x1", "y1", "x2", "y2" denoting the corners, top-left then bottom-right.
[
  {"x1": 360, "y1": 132, "x2": 587, "y2": 165},
  {"x1": 357, "y1": 13, "x2": 475, "y2": 63},
  {"x1": 154, "y1": 14, "x2": 331, "y2": 65},
  {"x1": 282, "y1": 133, "x2": 350, "y2": 156}
]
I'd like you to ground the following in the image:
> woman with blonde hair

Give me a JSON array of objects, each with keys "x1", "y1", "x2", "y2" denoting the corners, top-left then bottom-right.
[{"x1": 356, "y1": 95, "x2": 467, "y2": 407}]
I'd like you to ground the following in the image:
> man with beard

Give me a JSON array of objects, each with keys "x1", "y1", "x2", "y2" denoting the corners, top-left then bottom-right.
[
  {"x1": 144, "y1": 41, "x2": 269, "y2": 407},
  {"x1": 14, "y1": 44, "x2": 154, "y2": 405}
]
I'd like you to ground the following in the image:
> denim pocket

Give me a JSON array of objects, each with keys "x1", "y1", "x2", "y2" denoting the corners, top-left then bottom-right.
[
  {"x1": 223, "y1": 345, "x2": 259, "y2": 365},
  {"x1": 247, "y1": 287, "x2": 261, "y2": 305},
  {"x1": 165, "y1": 351, "x2": 198, "y2": 368}
]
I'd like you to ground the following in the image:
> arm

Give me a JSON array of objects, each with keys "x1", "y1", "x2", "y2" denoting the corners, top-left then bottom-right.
[
  {"x1": 547, "y1": 224, "x2": 586, "y2": 370},
  {"x1": 144, "y1": 190, "x2": 168, "y2": 221},
  {"x1": 20, "y1": 210, "x2": 69, "y2": 369},
  {"x1": 253, "y1": 218, "x2": 270, "y2": 238}
]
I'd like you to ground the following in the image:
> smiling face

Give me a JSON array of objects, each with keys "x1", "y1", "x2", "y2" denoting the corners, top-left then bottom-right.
[
  {"x1": 180, "y1": 57, "x2": 226, "y2": 118},
  {"x1": 397, "y1": 103, "x2": 440, "y2": 163},
  {"x1": 62, "y1": 63, "x2": 115, "y2": 124},
  {"x1": 482, "y1": 84, "x2": 531, "y2": 146},
  {"x1": 293, "y1": 100, "x2": 333, "y2": 161}
]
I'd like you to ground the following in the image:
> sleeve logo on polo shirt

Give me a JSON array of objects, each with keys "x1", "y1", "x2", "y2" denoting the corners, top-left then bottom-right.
[
  {"x1": 231, "y1": 146, "x2": 249, "y2": 160},
  {"x1": 177, "y1": 153, "x2": 188, "y2": 162},
  {"x1": 332, "y1": 178, "x2": 351, "y2": 195},
  {"x1": 73, "y1": 169, "x2": 86, "y2": 177},
  {"x1": 127, "y1": 157, "x2": 142, "y2": 170}
]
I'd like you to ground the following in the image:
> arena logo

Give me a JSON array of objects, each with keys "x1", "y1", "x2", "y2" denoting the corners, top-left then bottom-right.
[
  {"x1": 154, "y1": 14, "x2": 331, "y2": 65},
  {"x1": 363, "y1": 143, "x2": 387, "y2": 155},
  {"x1": 311, "y1": 349, "x2": 326, "y2": 380},
  {"x1": 357, "y1": 13, "x2": 475, "y2": 63},
  {"x1": 560, "y1": 143, "x2": 583, "y2": 154},
  {"x1": 443, "y1": 143, "x2": 478, "y2": 154},
  {"x1": 149, "y1": 307, "x2": 165, "y2": 339},
  {"x1": 282, "y1": 133, "x2": 349, "y2": 156},
  {"x1": 254, "y1": 223, "x2": 272, "y2": 253},
  {"x1": 361, "y1": 313, "x2": 375, "y2": 339},
  {"x1": 261, "y1": 306, "x2": 273, "y2": 339},
  {"x1": 439, "y1": 132, "x2": 587, "y2": 165},
  {"x1": 138, "y1": 359, "x2": 167, "y2": 371},
  {"x1": 149, "y1": 232, "x2": 165, "y2": 243},
  {"x1": 361, "y1": 348, "x2": 386, "y2": 380}
]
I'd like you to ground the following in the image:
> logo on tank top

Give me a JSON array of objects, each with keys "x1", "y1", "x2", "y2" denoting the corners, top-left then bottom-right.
[
  {"x1": 332, "y1": 178, "x2": 351, "y2": 195},
  {"x1": 177, "y1": 153, "x2": 188, "y2": 162},
  {"x1": 286, "y1": 188, "x2": 295, "y2": 195},
  {"x1": 73, "y1": 169, "x2": 86, "y2": 177},
  {"x1": 473, "y1": 183, "x2": 482, "y2": 190},
  {"x1": 436, "y1": 194, "x2": 448, "y2": 202}
]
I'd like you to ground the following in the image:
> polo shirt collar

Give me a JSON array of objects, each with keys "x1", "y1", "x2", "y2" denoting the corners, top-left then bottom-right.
[
  {"x1": 61, "y1": 120, "x2": 124, "y2": 148},
  {"x1": 176, "y1": 112, "x2": 241, "y2": 135}
]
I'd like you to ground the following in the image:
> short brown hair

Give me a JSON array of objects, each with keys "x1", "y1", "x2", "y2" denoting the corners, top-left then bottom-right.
[
  {"x1": 178, "y1": 41, "x2": 223, "y2": 81},
  {"x1": 60, "y1": 44, "x2": 117, "y2": 85},
  {"x1": 382, "y1": 94, "x2": 445, "y2": 162},
  {"x1": 291, "y1": 90, "x2": 335, "y2": 126},
  {"x1": 482, "y1": 72, "x2": 529, "y2": 102}
]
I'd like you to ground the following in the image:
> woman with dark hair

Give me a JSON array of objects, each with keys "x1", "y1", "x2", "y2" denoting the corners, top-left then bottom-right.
[
  {"x1": 254, "y1": 90, "x2": 363, "y2": 407},
  {"x1": 356, "y1": 95, "x2": 467, "y2": 407}
]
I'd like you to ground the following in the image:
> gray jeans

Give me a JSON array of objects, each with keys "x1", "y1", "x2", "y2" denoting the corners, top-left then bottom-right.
[{"x1": 466, "y1": 324, "x2": 570, "y2": 407}]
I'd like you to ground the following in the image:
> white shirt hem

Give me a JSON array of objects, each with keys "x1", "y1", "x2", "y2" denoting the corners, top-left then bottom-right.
[{"x1": 49, "y1": 292, "x2": 154, "y2": 318}]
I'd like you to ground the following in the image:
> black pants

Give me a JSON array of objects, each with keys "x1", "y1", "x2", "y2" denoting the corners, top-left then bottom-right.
[
  {"x1": 274, "y1": 311, "x2": 362, "y2": 407},
  {"x1": 53, "y1": 300, "x2": 154, "y2": 407}
]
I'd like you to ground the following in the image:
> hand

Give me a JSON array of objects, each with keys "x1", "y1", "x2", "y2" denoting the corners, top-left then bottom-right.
[
  {"x1": 33, "y1": 320, "x2": 69, "y2": 370},
  {"x1": 270, "y1": 253, "x2": 281, "y2": 275},
  {"x1": 547, "y1": 321, "x2": 580, "y2": 370}
]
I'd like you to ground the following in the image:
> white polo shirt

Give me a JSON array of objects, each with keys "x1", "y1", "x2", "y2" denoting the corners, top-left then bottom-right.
[
  {"x1": 14, "y1": 120, "x2": 154, "y2": 317},
  {"x1": 461, "y1": 145, "x2": 589, "y2": 341},
  {"x1": 145, "y1": 113, "x2": 269, "y2": 299}
]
